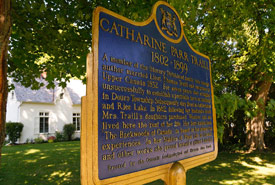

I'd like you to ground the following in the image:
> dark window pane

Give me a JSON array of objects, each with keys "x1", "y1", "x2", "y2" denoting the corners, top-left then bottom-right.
[
  {"x1": 40, "y1": 122, "x2": 43, "y2": 133},
  {"x1": 45, "y1": 122, "x2": 49, "y2": 133}
]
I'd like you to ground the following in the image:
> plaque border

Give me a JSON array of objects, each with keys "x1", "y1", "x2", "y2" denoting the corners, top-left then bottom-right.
[{"x1": 83, "y1": 1, "x2": 218, "y2": 184}]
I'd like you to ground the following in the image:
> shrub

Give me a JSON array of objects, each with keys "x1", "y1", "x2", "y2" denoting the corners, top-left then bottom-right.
[
  {"x1": 25, "y1": 138, "x2": 34, "y2": 144},
  {"x1": 55, "y1": 131, "x2": 64, "y2": 142},
  {"x1": 47, "y1": 136, "x2": 56, "y2": 143},
  {"x1": 73, "y1": 137, "x2": 80, "y2": 141},
  {"x1": 6, "y1": 122, "x2": 24, "y2": 144},
  {"x1": 25, "y1": 138, "x2": 29, "y2": 144},
  {"x1": 63, "y1": 124, "x2": 76, "y2": 141},
  {"x1": 34, "y1": 137, "x2": 44, "y2": 144},
  {"x1": 48, "y1": 139, "x2": 54, "y2": 143}
]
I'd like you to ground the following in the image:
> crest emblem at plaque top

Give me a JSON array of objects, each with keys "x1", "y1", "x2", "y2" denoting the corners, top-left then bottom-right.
[
  {"x1": 160, "y1": 8, "x2": 178, "y2": 37},
  {"x1": 154, "y1": 2, "x2": 183, "y2": 43}
]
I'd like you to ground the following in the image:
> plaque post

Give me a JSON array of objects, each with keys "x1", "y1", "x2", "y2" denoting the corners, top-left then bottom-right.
[{"x1": 168, "y1": 162, "x2": 186, "y2": 185}]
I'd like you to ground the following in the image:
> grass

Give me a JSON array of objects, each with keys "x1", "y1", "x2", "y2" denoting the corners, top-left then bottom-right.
[
  {"x1": 1, "y1": 142, "x2": 275, "y2": 185},
  {"x1": 187, "y1": 151, "x2": 275, "y2": 185},
  {"x1": 0, "y1": 141, "x2": 80, "y2": 185}
]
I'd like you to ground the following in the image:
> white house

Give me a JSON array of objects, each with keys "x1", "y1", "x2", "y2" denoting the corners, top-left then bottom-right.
[{"x1": 6, "y1": 78, "x2": 86, "y2": 143}]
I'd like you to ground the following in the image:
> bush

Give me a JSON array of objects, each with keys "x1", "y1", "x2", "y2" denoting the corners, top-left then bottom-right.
[
  {"x1": 63, "y1": 124, "x2": 76, "y2": 141},
  {"x1": 73, "y1": 137, "x2": 80, "y2": 141},
  {"x1": 25, "y1": 138, "x2": 30, "y2": 144},
  {"x1": 6, "y1": 122, "x2": 24, "y2": 144},
  {"x1": 55, "y1": 131, "x2": 65, "y2": 142},
  {"x1": 34, "y1": 137, "x2": 44, "y2": 144},
  {"x1": 47, "y1": 136, "x2": 56, "y2": 143},
  {"x1": 25, "y1": 138, "x2": 34, "y2": 144}
]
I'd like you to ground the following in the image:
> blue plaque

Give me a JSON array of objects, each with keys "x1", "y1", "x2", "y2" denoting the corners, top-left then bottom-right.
[{"x1": 86, "y1": 1, "x2": 218, "y2": 183}]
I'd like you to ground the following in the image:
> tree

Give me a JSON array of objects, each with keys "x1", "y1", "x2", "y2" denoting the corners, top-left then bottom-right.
[
  {"x1": 169, "y1": 0, "x2": 275, "y2": 151},
  {"x1": 1, "y1": 0, "x2": 273, "y2": 164},
  {"x1": 0, "y1": 0, "x2": 160, "y2": 161},
  {"x1": 9, "y1": 0, "x2": 158, "y2": 89},
  {"x1": 0, "y1": 0, "x2": 11, "y2": 159}
]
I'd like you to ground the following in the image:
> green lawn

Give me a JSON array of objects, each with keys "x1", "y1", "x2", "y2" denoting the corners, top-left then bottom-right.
[
  {"x1": 0, "y1": 141, "x2": 80, "y2": 185},
  {"x1": 0, "y1": 141, "x2": 274, "y2": 185}
]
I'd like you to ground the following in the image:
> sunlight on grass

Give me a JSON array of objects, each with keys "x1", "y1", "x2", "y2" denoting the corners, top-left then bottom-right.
[
  {"x1": 50, "y1": 171, "x2": 72, "y2": 177},
  {"x1": 55, "y1": 148, "x2": 67, "y2": 151},
  {"x1": 0, "y1": 141, "x2": 81, "y2": 185},
  {"x1": 239, "y1": 161, "x2": 275, "y2": 176},
  {"x1": 23, "y1": 159, "x2": 38, "y2": 163},
  {"x1": 221, "y1": 179, "x2": 246, "y2": 184},
  {"x1": 220, "y1": 163, "x2": 228, "y2": 167},
  {"x1": 220, "y1": 156, "x2": 275, "y2": 185},
  {"x1": 2, "y1": 142, "x2": 273, "y2": 185},
  {"x1": 40, "y1": 156, "x2": 48, "y2": 159},
  {"x1": 252, "y1": 157, "x2": 263, "y2": 163},
  {"x1": 49, "y1": 171, "x2": 72, "y2": 182},
  {"x1": 24, "y1": 149, "x2": 40, "y2": 155}
]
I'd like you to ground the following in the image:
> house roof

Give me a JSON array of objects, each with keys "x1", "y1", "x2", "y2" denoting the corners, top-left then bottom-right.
[
  {"x1": 66, "y1": 80, "x2": 86, "y2": 105},
  {"x1": 12, "y1": 79, "x2": 86, "y2": 104}
]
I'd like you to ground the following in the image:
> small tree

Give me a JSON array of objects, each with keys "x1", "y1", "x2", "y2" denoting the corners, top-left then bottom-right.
[
  {"x1": 63, "y1": 124, "x2": 76, "y2": 141},
  {"x1": 6, "y1": 122, "x2": 24, "y2": 144}
]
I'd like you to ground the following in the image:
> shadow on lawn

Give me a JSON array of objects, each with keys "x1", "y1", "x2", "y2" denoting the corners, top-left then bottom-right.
[
  {"x1": 147, "y1": 152, "x2": 275, "y2": 185},
  {"x1": 1, "y1": 142, "x2": 274, "y2": 185},
  {"x1": 187, "y1": 152, "x2": 275, "y2": 185},
  {"x1": 0, "y1": 141, "x2": 80, "y2": 185}
]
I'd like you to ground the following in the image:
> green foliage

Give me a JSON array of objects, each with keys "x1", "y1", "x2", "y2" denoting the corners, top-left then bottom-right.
[
  {"x1": 47, "y1": 136, "x2": 55, "y2": 143},
  {"x1": 48, "y1": 139, "x2": 54, "y2": 143},
  {"x1": 215, "y1": 93, "x2": 239, "y2": 120},
  {"x1": 265, "y1": 99, "x2": 275, "y2": 149},
  {"x1": 9, "y1": 0, "x2": 159, "y2": 89},
  {"x1": 63, "y1": 124, "x2": 76, "y2": 141},
  {"x1": 216, "y1": 123, "x2": 225, "y2": 144},
  {"x1": 9, "y1": 0, "x2": 275, "y2": 150},
  {"x1": 5, "y1": 122, "x2": 24, "y2": 144},
  {"x1": 265, "y1": 122, "x2": 275, "y2": 150},
  {"x1": 34, "y1": 137, "x2": 44, "y2": 144},
  {"x1": 169, "y1": 0, "x2": 275, "y2": 150},
  {"x1": 214, "y1": 93, "x2": 241, "y2": 143},
  {"x1": 55, "y1": 131, "x2": 65, "y2": 142},
  {"x1": 25, "y1": 138, "x2": 34, "y2": 144},
  {"x1": 10, "y1": 0, "x2": 92, "y2": 89},
  {"x1": 266, "y1": 99, "x2": 275, "y2": 118}
]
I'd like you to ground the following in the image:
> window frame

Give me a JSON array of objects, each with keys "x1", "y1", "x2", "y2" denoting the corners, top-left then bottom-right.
[
  {"x1": 39, "y1": 112, "x2": 49, "y2": 133},
  {"x1": 72, "y1": 113, "x2": 81, "y2": 131}
]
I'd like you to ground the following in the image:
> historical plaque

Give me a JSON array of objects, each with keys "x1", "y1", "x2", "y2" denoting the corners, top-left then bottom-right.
[{"x1": 82, "y1": 1, "x2": 217, "y2": 185}]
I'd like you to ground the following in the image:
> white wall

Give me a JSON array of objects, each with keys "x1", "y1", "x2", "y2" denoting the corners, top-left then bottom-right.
[{"x1": 6, "y1": 90, "x2": 21, "y2": 122}]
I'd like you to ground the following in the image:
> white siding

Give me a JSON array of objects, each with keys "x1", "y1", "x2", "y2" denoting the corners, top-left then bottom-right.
[
  {"x1": 6, "y1": 90, "x2": 21, "y2": 122},
  {"x1": 14, "y1": 91, "x2": 81, "y2": 143},
  {"x1": 6, "y1": 80, "x2": 85, "y2": 143}
]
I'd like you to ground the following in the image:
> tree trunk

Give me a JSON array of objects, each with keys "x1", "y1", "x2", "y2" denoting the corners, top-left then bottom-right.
[
  {"x1": 0, "y1": 0, "x2": 11, "y2": 162},
  {"x1": 246, "y1": 77, "x2": 272, "y2": 152}
]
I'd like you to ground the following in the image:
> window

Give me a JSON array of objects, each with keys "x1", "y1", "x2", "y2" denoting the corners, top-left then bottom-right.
[
  {"x1": 39, "y1": 112, "x2": 49, "y2": 133},
  {"x1": 73, "y1": 113, "x2": 80, "y2": 131},
  {"x1": 11, "y1": 91, "x2": 15, "y2": 99}
]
